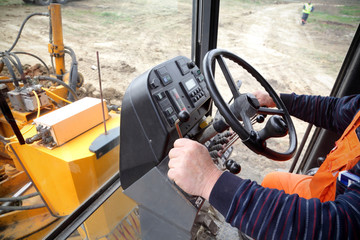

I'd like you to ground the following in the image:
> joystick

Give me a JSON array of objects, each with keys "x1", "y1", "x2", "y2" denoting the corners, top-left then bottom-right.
[
  {"x1": 175, "y1": 110, "x2": 190, "y2": 138},
  {"x1": 178, "y1": 110, "x2": 190, "y2": 123}
]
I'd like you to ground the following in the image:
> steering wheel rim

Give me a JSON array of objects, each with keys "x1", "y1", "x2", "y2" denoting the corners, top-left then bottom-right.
[{"x1": 203, "y1": 49, "x2": 297, "y2": 161}]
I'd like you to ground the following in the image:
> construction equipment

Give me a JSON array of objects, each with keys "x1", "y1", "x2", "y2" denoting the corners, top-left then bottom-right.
[
  {"x1": 0, "y1": 3, "x2": 138, "y2": 239},
  {"x1": 46, "y1": 2, "x2": 360, "y2": 237},
  {"x1": 0, "y1": 3, "x2": 283, "y2": 238},
  {"x1": 1, "y1": 1, "x2": 359, "y2": 239}
]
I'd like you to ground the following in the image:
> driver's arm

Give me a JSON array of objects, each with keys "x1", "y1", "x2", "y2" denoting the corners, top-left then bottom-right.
[
  {"x1": 168, "y1": 138, "x2": 222, "y2": 199},
  {"x1": 210, "y1": 166, "x2": 360, "y2": 239},
  {"x1": 168, "y1": 138, "x2": 360, "y2": 239},
  {"x1": 254, "y1": 91, "x2": 360, "y2": 134}
]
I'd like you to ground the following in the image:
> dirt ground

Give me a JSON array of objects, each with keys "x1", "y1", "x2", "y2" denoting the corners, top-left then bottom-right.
[
  {"x1": 0, "y1": 0, "x2": 358, "y2": 183},
  {"x1": 0, "y1": 0, "x2": 358, "y2": 238}
]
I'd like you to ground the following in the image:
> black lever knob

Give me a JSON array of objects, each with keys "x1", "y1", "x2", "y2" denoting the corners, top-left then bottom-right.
[
  {"x1": 187, "y1": 61, "x2": 196, "y2": 69},
  {"x1": 178, "y1": 110, "x2": 190, "y2": 123},
  {"x1": 258, "y1": 115, "x2": 288, "y2": 141},
  {"x1": 225, "y1": 159, "x2": 241, "y2": 174},
  {"x1": 175, "y1": 110, "x2": 190, "y2": 138}
]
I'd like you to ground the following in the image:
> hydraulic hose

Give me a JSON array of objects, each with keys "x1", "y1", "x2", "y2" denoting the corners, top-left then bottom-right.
[
  {"x1": 0, "y1": 204, "x2": 46, "y2": 211},
  {"x1": 0, "y1": 78, "x2": 23, "y2": 84},
  {"x1": 37, "y1": 76, "x2": 78, "y2": 101},
  {"x1": 3, "y1": 52, "x2": 23, "y2": 76},
  {"x1": 7, "y1": 12, "x2": 49, "y2": 52},
  {"x1": 64, "y1": 46, "x2": 78, "y2": 102},
  {"x1": 3, "y1": 51, "x2": 27, "y2": 85},
  {"x1": 13, "y1": 51, "x2": 50, "y2": 74},
  {"x1": 1, "y1": 56, "x2": 20, "y2": 87},
  {"x1": 0, "y1": 192, "x2": 39, "y2": 202}
]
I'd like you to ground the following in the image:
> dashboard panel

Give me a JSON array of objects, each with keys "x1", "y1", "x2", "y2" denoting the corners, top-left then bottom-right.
[{"x1": 120, "y1": 56, "x2": 211, "y2": 189}]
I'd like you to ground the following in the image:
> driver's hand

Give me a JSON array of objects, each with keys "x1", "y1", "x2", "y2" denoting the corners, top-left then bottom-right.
[
  {"x1": 168, "y1": 138, "x2": 222, "y2": 200},
  {"x1": 254, "y1": 90, "x2": 276, "y2": 108}
]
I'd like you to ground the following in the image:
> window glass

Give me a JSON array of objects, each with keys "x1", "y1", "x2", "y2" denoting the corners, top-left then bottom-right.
[
  {"x1": 0, "y1": 1, "x2": 191, "y2": 239},
  {"x1": 217, "y1": 0, "x2": 360, "y2": 182}
]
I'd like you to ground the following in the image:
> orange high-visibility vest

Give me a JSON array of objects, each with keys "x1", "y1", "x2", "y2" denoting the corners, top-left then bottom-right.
[{"x1": 309, "y1": 109, "x2": 360, "y2": 202}]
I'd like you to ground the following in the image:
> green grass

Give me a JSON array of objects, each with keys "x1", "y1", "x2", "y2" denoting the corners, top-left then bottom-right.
[
  {"x1": 232, "y1": 0, "x2": 287, "y2": 4},
  {"x1": 0, "y1": 0, "x2": 23, "y2": 6},
  {"x1": 340, "y1": 5, "x2": 360, "y2": 17},
  {"x1": 311, "y1": 5, "x2": 360, "y2": 26},
  {"x1": 94, "y1": 11, "x2": 133, "y2": 24},
  {"x1": 62, "y1": 8, "x2": 133, "y2": 25}
]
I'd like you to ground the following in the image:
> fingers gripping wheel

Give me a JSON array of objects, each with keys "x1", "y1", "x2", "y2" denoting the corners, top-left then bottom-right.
[{"x1": 203, "y1": 49, "x2": 297, "y2": 160}]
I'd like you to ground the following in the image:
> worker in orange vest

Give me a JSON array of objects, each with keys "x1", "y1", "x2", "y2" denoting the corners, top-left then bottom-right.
[{"x1": 256, "y1": 91, "x2": 360, "y2": 202}]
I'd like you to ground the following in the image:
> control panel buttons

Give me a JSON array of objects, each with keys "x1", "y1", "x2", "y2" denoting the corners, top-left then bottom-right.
[
  {"x1": 196, "y1": 75, "x2": 204, "y2": 82},
  {"x1": 168, "y1": 115, "x2": 178, "y2": 125},
  {"x1": 149, "y1": 78, "x2": 159, "y2": 89},
  {"x1": 189, "y1": 86, "x2": 205, "y2": 103},
  {"x1": 156, "y1": 66, "x2": 173, "y2": 86},
  {"x1": 148, "y1": 57, "x2": 210, "y2": 129},
  {"x1": 156, "y1": 92, "x2": 166, "y2": 100},
  {"x1": 164, "y1": 107, "x2": 174, "y2": 116},
  {"x1": 192, "y1": 69, "x2": 202, "y2": 76},
  {"x1": 176, "y1": 58, "x2": 190, "y2": 75},
  {"x1": 162, "y1": 75, "x2": 172, "y2": 85}
]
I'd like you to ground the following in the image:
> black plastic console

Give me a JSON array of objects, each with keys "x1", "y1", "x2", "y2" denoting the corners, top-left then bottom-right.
[{"x1": 120, "y1": 56, "x2": 211, "y2": 189}]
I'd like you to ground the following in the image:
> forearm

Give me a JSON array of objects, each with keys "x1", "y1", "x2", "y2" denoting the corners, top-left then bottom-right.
[
  {"x1": 280, "y1": 93, "x2": 360, "y2": 133},
  {"x1": 209, "y1": 172, "x2": 360, "y2": 239}
]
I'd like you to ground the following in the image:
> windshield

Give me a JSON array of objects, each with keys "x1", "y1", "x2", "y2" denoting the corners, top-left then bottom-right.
[
  {"x1": 0, "y1": 0, "x2": 359, "y2": 239},
  {"x1": 216, "y1": 0, "x2": 359, "y2": 183},
  {"x1": 0, "y1": 0, "x2": 191, "y2": 239}
]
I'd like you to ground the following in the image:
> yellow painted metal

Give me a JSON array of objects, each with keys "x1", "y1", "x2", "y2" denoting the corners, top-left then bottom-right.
[
  {"x1": 44, "y1": 72, "x2": 72, "y2": 104},
  {"x1": 79, "y1": 187, "x2": 140, "y2": 240},
  {"x1": 0, "y1": 76, "x2": 15, "y2": 91},
  {"x1": 11, "y1": 113, "x2": 121, "y2": 216},
  {"x1": 34, "y1": 97, "x2": 109, "y2": 146},
  {"x1": 0, "y1": 169, "x2": 29, "y2": 197},
  {"x1": 105, "y1": 208, "x2": 141, "y2": 240},
  {"x1": 10, "y1": 107, "x2": 53, "y2": 124},
  {"x1": 0, "y1": 105, "x2": 53, "y2": 169},
  {"x1": 48, "y1": 4, "x2": 65, "y2": 76},
  {"x1": 44, "y1": 84, "x2": 70, "y2": 104},
  {"x1": 0, "y1": 116, "x2": 21, "y2": 139},
  {"x1": 0, "y1": 4, "x2": 137, "y2": 239},
  {"x1": 0, "y1": 206, "x2": 60, "y2": 239}
]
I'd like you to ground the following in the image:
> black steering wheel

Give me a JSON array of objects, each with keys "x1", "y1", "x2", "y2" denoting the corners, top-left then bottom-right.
[{"x1": 203, "y1": 49, "x2": 297, "y2": 161}]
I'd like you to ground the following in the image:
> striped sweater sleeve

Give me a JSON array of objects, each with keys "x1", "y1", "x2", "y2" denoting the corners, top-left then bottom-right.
[
  {"x1": 280, "y1": 93, "x2": 360, "y2": 133},
  {"x1": 209, "y1": 171, "x2": 360, "y2": 239}
]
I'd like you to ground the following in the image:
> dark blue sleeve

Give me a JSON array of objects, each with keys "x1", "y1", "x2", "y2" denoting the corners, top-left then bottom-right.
[
  {"x1": 209, "y1": 170, "x2": 360, "y2": 240},
  {"x1": 280, "y1": 93, "x2": 360, "y2": 133}
]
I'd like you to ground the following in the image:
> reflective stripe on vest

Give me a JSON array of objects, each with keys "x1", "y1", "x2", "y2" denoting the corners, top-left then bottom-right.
[
  {"x1": 309, "y1": 109, "x2": 360, "y2": 202},
  {"x1": 303, "y1": 3, "x2": 313, "y2": 14}
]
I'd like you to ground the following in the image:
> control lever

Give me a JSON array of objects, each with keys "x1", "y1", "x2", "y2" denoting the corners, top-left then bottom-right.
[
  {"x1": 258, "y1": 115, "x2": 288, "y2": 141},
  {"x1": 225, "y1": 159, "x2": 241, "y2": 174},
  {"x1": 175, "y1": 110, "x2": 190, "y2": 138},
  {"x1": 172, "y1": 110, "x2": 206, "y2": 210}
]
